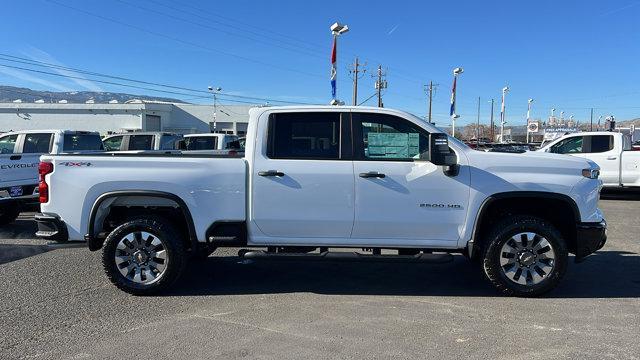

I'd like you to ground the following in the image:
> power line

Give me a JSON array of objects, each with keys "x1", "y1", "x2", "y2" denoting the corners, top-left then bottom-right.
[
  {"x1": 44, "y1": 0, "x2": 323, "y2": 79},
  {"x1": 0, "y1": 62, "x2": 317, "y2": 105}
]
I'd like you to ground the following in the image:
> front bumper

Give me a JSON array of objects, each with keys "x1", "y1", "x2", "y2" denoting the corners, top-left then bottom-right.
[
  {"x1": 35, "y1": 212, "x2": 68, "y2": 242},
  {"x1": 575, "y1": 219, "x2": 607, "y2": 262}
]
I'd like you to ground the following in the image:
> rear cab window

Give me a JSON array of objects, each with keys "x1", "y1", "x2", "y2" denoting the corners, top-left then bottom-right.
[
  {"x1": 63, "y1": 133, "x2": 104, "y2": 152},
  {"x1": 184, "y1": 136, "x2": 217, "y2": 150},
  {"x1": 0, "y1": 134, "x2": 18, "y2": 154},
  {"x1": 267, "y1": 112, "x2": 342, "y2": 160},
  {"x1": 585, "y1": 135, "x2": 613, "y2": 153},
  {"x1": 128, "y1": 135, "x2": 154, "y2": 150},
  {"x1": 160, "y1": 135, "x2": 181, "y2": 150},
  {"x1": 22, "y1": 133, "x2": 53, "y2": 154}
]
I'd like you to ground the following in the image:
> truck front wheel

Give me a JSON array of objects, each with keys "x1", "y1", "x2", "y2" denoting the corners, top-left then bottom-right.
[
  {"x1": 481, "y1": 215, "x2": 568, "y2": 297},
  {"x1": 102, "y1": 217, "x2": 186, "y2": 295}
]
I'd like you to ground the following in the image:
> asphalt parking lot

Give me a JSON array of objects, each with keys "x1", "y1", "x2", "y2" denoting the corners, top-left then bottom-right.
[{"x1": 1, "y1": 192, "x2": 639, "y2": 360}]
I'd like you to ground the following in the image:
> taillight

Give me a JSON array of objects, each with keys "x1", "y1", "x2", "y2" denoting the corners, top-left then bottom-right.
[{"x1": 39, "y1": 162, "x2": 53, "y2": 203}]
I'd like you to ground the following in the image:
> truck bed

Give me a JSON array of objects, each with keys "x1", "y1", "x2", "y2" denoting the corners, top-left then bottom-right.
[{"x1": 39, "y1": 152, "x2": 247, "y2": 242}]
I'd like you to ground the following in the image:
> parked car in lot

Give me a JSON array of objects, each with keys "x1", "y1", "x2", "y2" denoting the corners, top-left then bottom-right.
[
  {"x1": 178, "y1": 133, "x2": 240, "y2": 151},
  {"x1": 0, "y1": 130, "x2": 103, "y2": 225},
  {"x1": 538, "y1": 132, "x2": 640, "y2": 188},
  {"x1": 36, "y1": 106, "x2": 606, "y2": 297},
  {"x1": 102, "y1": 132, "x2": 182, "y2": 151}
]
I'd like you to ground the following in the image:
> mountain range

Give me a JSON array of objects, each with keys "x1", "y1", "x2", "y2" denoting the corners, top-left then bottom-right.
[{"x1": 0, "y1": 85, "x2": 185, "y2": 104}]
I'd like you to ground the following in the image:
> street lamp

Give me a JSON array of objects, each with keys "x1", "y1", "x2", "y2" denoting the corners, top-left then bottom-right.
[
  {"x1": 330, "y1": 22, "x2": 349, "y2": 105},
  {"x1": 449, "y1": 67, "x2": 463, "y2": 137},
  {"x1": 526, "y1": 98, "x2": 534, "y2": 144},
  {"x1": 208, "y1": 86, "x2": 222, "y2": 133},
  {"x1": 499, "y1": 86, "x2": 509, "y2": 143}
]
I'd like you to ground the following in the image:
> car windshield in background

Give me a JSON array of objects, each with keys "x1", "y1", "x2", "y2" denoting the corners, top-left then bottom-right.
[{"x1": 63, "y1": 134, "x2": 104, "y2": 152}]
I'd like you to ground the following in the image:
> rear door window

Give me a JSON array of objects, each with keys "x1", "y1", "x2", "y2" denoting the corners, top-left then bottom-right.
[
  {"x1": 103, "y1": 136, "x2": 124, "y2": 151},
  {"x1": 267, "y1": 112, "x2": 341, "y2": 159},
  {"x1": 22, "y1": 133, "x2": 53, "y2": 153},
  {"x1": 586, "y1": 135, "x2": 614, "y2": 153},
  {"x1": 128, "y1": 135, "x2": 154, "y2": 150},
  {"x1": 0, "y1": 134, "x2": 18, "y2": 154},
  {"x1": 63, "y1": 134, "x2": 104, "y2": 152},
  {"x1": 185, "y1": 136, "x2": 217, "y2": 150}
]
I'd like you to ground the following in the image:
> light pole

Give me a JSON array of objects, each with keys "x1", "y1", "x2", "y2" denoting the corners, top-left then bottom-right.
[
  {"x1": 208, "y1": 86, "x2": 222, "y2": 133},
  {"x1": 526, "y1": 98, "x2": 533, "y2": 144},
  {"x1": 449, "y1": 67, "x2": 463, "y2": 137},
  {"x1": 500, "y1": 86, "x2": 509, "y2": 143},
  {"x1": 330, "y1": 22, "x2": 349, "y2": 105},
  {"x1": 489, "y1": 99, "x2": 495, "y2": 142}
]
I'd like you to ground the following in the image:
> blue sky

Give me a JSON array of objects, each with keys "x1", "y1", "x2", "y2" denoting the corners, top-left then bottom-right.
[{"x1": 0, "y1": 0, "x2": 639, "y2": 126}]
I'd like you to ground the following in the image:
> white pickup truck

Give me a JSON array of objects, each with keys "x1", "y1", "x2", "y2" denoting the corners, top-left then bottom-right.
[
  {"x1": 36, "y1": 106, "x2": 606, "y2": 297},
  {"x1": 0, "y1": 130, "x2": 103, "y2": 224},
  {"x1": 538, "y1": 131, "x2": 640, "y2": 188}
]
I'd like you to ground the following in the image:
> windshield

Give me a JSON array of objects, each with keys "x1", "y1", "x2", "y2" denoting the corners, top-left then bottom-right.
[{"x1": 63, "y1": 134, "x2": 104, "y2": 151}]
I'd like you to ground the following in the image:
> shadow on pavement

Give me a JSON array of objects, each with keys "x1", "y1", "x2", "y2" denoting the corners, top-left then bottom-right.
[
  {"x1": 601, "y1": 188, "x2": 640, "y2": 201},
  {"x1": 168, "y1": 250, "x2": 640, "y2": 298},
  {"x1": 0, "y1": 244, "x2": 51, "y2": 265}
]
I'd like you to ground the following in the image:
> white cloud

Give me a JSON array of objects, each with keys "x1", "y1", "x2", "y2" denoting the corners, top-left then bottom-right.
[
  {"x1": 0, "y1": 66, "x2": 72, "y2": 91},
  {"x1": 23, "y1": 47, "x2": 104, "y2": 92}
]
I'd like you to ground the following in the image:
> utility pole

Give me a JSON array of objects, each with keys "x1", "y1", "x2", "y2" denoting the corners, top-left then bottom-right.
[
  {"x1": 424, "y1": 81, "x2": 439, "y2": 124},
  {"x1": 349, "y1": 57, "x2": 366, "y2": 106},
  {"x1": 489, "y1": 99, "x2": 495, "y2": 142},
  {"x1": 590, "y1": 108, "x2": 594, "y2": 131},
  {"x1": 374, "y1": 65, "x2": 387, "y2": 108}
]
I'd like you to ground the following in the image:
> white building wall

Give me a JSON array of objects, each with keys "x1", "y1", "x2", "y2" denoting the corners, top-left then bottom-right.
[{"x1": 0, "y1": 102, "x2": 255, "y2": 135}]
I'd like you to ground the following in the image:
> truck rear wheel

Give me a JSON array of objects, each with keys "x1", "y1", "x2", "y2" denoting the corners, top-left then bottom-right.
[
  {"x1": 481, "y1": 215, "x2": 568, "y2": 297},
  {"x1": 102, "y1": 217, "x2": 186, "y2": 295}
]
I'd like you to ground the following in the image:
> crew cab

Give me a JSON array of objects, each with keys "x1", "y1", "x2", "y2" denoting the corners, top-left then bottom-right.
[
  {"x1": 102, "y1": 132, "x2": 182, "y2": 151},
  {"x1": 0, "y1": 130, "x2": 103, "y2": 225},
  {"x1": 36, "y1": 106, "x2": 607, "y2": 297},
  {"x1": 538, "y1": 132, "x2": 640, "y2": 188}
]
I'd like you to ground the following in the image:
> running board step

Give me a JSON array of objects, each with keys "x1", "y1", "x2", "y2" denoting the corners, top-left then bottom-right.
[{"x1": 239, "y1": 250, "x2": 454, "y2": 264}]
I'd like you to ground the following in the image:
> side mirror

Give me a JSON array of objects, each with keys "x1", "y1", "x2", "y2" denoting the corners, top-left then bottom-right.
[{"x1": 429, "y1": 133, "x2": 457, "y2": 166}]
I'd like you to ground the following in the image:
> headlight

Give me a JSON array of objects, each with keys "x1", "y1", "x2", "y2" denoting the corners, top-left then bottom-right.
[{"x1": 582, "y1": 168, "x2": 600, "y2": 179}]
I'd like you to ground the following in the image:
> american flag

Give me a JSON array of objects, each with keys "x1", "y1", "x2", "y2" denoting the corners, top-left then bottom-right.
[
  {"x1": 330, "y1": 37, "x2": 337, "y2": 99},
  {"x1": 449, "y1": 77, "x2": 457, "y2": 116}
]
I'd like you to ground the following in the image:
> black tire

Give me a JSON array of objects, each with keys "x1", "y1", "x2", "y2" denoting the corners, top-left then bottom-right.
[
  {"x1": 481, "y1": 215, "x2": 568, "y2": 297},
  {"x1": 102, "y1": 217, "x2": 186, "y2": 295},
  {"x1": 0, "y1": 204, "x2": 20, "y2": 226}
]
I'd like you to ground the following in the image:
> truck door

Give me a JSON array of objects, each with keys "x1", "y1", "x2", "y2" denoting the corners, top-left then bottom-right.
[
  {"x1": 582, "y1": 135, "x2": 619, "y2": 186},
  {"x1": 0, "y1": 134, "x2": 37, "y2": 187},
  {"x1": 251, "y1": 111, "x2": 354, "y2": 241},
  {"x1": 350, "y1": 112, "x2": 470, "y2": 244},
  {"x1": 620, "y1": 135, "x2": 640, "y2": 186}
]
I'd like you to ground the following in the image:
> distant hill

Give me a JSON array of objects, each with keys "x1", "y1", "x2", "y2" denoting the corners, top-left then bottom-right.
[
  {"x1": 619, "y1": 118, "x2": 640, "y2": 127},
  {"x1": 0, "y1": 85, "x2": 186, "y2": 104}
]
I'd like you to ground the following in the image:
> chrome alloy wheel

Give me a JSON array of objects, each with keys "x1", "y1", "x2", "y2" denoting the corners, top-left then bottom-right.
[
  {"x1": 499, "y1": 232, "x2": 556, "y2": 286},
  {"x1": 115, "y1": 231, "x2": 168, "y2": 285}
]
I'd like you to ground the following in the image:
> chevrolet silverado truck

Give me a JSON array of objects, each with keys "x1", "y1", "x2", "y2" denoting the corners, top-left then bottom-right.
[
  {"x1": 0, "y1": 129, "x2": 103, "y2": 224},
  {"x1": 36, "y1": 106, "x2": 607, "y2": 297},
  {"x1": 538, "y1": 131, "x2": 640, "y2": 188}
]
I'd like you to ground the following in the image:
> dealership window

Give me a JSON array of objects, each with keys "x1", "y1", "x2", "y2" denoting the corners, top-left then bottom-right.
[
  {"x1": 103, "y1": 136, "x2": 123, "y2": 151},
  {"x1": 587, "y1": 135, "x2": 613, "y2": 153},
  {"x1": 267, "y1": 112, "x2": 341, "y2": 159},
  {"x1": 23, "y1": 133, "x2": 53, "y2": 153},
  {"x1": 355, "y1": 113, "x2": 429, "y2": 161},
  {"x1": 0, "y1": 134, "x2": 18, "y2": 154}
]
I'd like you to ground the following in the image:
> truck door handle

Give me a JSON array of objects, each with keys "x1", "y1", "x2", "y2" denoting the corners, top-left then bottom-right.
[
  {"x1": 9, "y1": 155, "x2": 21, "y2": 160},
  {"x1": 359, "y1": 171, "x2": 386, "y2": 178},
  {"x1": 606, "y1": 156, "x2": 617, "y2": 160},
  {"x1": 258, "y1": 170, "x2": 285, "y2": 177}
]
